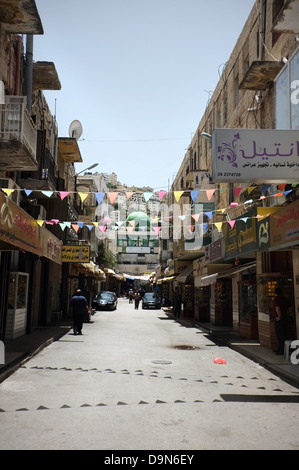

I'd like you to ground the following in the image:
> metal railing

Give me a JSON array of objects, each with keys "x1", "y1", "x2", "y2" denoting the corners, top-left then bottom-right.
[{"x1": 0, "y1": 101, "x2": 37, "y2": 160}]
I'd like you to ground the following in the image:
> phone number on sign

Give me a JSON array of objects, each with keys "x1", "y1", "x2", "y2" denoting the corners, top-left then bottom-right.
[{"x1": 217, "y1": 172, "x2": 241, "y2": 177}]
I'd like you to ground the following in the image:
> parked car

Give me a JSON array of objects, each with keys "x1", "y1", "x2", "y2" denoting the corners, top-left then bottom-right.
[
  {"x1": 92, "y1": 291, "x2": 118, "y2": 311},
  {"x1": 142, "y1": 292, "x2": 161, "y2": 309}
]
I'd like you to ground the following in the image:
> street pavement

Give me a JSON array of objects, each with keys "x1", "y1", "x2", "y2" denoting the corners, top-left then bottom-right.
[{"x1": 1, "y1": 297, "x2": 299, "y2": 450}]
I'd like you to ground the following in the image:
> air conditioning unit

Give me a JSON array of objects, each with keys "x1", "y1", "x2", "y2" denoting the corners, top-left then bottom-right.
[{"x1": 0, "y1": 178, "x2": 20, "y2": 204}]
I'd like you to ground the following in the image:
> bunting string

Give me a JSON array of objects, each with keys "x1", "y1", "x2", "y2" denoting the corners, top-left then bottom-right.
[{"x1": 0, "y1": 184, "x2": 295, "y2": 235}]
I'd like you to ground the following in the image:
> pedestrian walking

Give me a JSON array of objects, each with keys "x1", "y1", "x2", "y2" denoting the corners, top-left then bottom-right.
[
  {"x1": 173, "y1": 288, "x2": 182, "y2": 318},
  {"x1": 272, "y1": 287, "x2": 289, "y2": 355},
  {"x1": 71, "y1": 289, "x2": 89, "y2": 335},
  {"x1": 128, "y1": 289, "x2": 134, "y2": 304},
  {"x1": 134, "y1": 291, "x2": 141, "y2": 309}
]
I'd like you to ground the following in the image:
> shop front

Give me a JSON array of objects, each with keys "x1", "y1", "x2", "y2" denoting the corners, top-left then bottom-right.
[
  {"x1": 0, "y1": 192, "x2": 62, "y2": 339},
  {"x1": 256, "y1": 200, "x2": 299, "y2": 349}
]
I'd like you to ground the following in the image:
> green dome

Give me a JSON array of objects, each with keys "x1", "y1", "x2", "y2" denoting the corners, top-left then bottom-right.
[{"x1": 126, "y1": 211, "x2": 151, "y2": 230}]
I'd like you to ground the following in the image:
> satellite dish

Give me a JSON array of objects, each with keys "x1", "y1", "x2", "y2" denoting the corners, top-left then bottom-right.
[{"x1": 69, "y1": 120, "x2": 83, "y2": 140}]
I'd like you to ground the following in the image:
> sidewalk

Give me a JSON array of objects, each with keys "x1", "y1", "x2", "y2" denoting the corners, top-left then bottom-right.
[
  {"x1": 0, "y1": 323, "x2": 71, "y2": 383},
  {"x1": 1, "y1": 314, "x2": 299, "y2": 389},
  {"x1": 179, "y1": 317, "x2": 299, "y2": 389}
]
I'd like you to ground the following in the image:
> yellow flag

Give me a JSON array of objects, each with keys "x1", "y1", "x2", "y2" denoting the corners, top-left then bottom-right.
[
  {"x1": 214, "y1": 222, "x2": 223, "y2": 232},
  {"x1": 1, "y1": 188, "x2": 14, "y2": 196},
  {"x1": 78, "y1": 192, "x2": 88, "y2": 203},
  {"x1": 174, "y1": 191, "x2": 184, "y2": 202}
]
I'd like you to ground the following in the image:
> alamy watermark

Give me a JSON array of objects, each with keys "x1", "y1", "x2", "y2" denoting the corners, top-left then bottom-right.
[
  {"x1": 291, "y1": 80, "x2": 299, "y2": 105},
  {"x1": 96, "y1": 200, "x2": 206, "y2": 250},
  {"x1": 290, "y1": 340, "x2": 299, "y2": 365},
  {"x1": 0, "y1": 340, "x2": 4, "y2": 365}
]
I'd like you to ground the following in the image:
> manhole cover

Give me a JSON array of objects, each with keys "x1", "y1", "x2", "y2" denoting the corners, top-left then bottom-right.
[
  {"x1": 175, "y1": 345, "x2": 200, "y2": 350},
  {"x1": 152, "y1": 360, "x2": 172, "y2": 365}
]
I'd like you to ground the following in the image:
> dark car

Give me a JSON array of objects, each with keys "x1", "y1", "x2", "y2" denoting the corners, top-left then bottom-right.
[
  {"x1": 142, "y1": 292, "x2": 161, "y2": 309},
  {"x1": 92, "y1": 291, "x2": 118, "y2": 311}
]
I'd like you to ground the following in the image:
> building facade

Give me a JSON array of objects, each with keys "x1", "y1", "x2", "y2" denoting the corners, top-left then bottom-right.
[{"x1": 161, "y1": 0, "x2": 299, "y2": 350}]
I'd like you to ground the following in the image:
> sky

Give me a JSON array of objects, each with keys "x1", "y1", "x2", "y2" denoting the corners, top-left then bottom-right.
[{"x1": 33, "y1": 0, "x2": 255, "y2": 191}]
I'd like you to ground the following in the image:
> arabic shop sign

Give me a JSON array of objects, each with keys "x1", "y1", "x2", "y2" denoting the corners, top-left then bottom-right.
[
  {"x1": 61, "y1": 245, "x2": 90, "y2": 263},
  {"x1": 270, "y1": 199, "x2": 299, "y2": 248},
  {"x1": 212, "y1": 129, "x2": 299, "y2": 182},
  {"x1": 222, "y1": 209, "x2": 258, "y2": 260}
]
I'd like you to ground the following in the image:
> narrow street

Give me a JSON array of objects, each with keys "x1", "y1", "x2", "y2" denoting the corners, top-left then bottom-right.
[{"x1": 1, "y1": 297, "x2": 299, "y2": 451}]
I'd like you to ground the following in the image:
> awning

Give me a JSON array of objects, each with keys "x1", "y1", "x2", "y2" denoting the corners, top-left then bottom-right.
[
  {"x1": 157, "y1": 275, "x2": 176, "y2": 284},
  {"x1": 176, "y1": 264, "x2": 193, "y2": 283},
  {"x1": 218, "y1": 262, "x2": 256, "y2": 278},
  {"x1": 200, "y1": 273, "x2": 219, "y2": 286}
]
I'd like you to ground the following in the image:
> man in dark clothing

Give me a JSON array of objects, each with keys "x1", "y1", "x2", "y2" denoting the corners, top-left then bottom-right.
[
  {"x1": 272, "y1": 287, "x2": 289, "y2": 355},
  {"x1": 71, "y1": 289, "x2": 89, "y2": 335},
  {"x1": 173, "y1": 288, "x2": 182, "y2": 318}
]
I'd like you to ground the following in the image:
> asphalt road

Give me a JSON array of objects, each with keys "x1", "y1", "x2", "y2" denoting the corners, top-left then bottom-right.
[{"x1": 1, "y1": 297, "x2": 299, "y2": 451}]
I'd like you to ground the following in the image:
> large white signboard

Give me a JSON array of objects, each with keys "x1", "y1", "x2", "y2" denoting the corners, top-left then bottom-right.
[{"x1": 212, "y1": 128, "x2": 299, "y2": 182}]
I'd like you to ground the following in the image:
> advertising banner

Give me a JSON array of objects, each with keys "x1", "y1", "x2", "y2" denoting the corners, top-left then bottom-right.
[
  {"x1": 270, "y1": 199, "x2": 299, "y2": 248},
  {"x1": 212, "y1": 129, "x2": 299, "y2": 182},
  {"x1": 61, "y1": 245, "x2": 90, "y2": 263}
]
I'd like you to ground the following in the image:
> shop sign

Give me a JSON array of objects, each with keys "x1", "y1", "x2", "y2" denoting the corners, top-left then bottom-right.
[
  {"x1": 205, "y1": 238, "x2": 223, "y2": 263},
  {"x1": 270, "y1": 199, "x2": 299, "y2": 248},
  {"x1": 42, "y1": 231, "x2": 62, "y2": 264},
  {"x1": 61, "y1": 245, "x2": 90, "y2": 263},
  {"x1": 0, "y1": 192, "x2": 42, "y2": 255},
  {"x1": 223, "y1": 210, "x2": 258, "y2": 260},
  {"x1": 257, "y1": 217, "x2": 270, "y2": 250},
  {"x1": 212, "y1": 129, "x2": 299, "y2": 182}
]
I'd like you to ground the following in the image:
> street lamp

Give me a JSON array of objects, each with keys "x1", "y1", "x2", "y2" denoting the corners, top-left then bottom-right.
[
  {"x1": 200, "y1": 132, "x2": 212, "y2": 141},
  {"x1": 77, "y1": 163, "x2": 99, "y2": 176}
]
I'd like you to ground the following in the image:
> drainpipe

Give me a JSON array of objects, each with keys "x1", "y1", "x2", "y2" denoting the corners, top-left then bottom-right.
[
  {"x1": 14, "y1": 35, "x2": 22, "y2": 96},
  {"x1": 26, "y1": 35, "x2": 33, "y2": 111}
]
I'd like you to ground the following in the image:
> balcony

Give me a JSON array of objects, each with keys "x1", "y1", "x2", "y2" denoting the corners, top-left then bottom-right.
[
  {"x1": 0, "y1": 97, "x2": 38, "y2": 171},
  {"x1": 272, "y1": 0, "x2": 299, "y2": 34}
]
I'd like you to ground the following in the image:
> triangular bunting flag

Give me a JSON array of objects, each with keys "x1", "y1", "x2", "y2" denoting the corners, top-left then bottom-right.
[
  {"x1": 214, "y1": 222, "x2": 223, "y2": 232},
  {"x1": 36, "y1": 220, "x2": 44, "y2": 227},
  {"x1": 153, "y1": 227, "x2": 161, "y2": 234},
  {"x1": 71, "y1": 224, "x2": 80, "y2": 233},
  {"x1": 78, "y1": 192, "x2": 88, "y2": 203},
  {"x1": 99, "y1": 226, "x2": 107, "y2": 232},
  {"x1": 174, "y1": 191, "x2": 184, "y2": 202},
  {"x1": 42, "y1": 191, "x2": 53, "y2": 198},
  {"x1": 108, "y1": 192, "x2": 118, "y2": 204},
  {"x1": 143, "y1": 192, "x2": 153, "y2": 202},
  {"x1": 191, "y1": 190, "x2": 200, "y2": 202},
  {"x1": 192, "y1": 213, "x2": 200, "y2": 221},
  {"x1": 95, "y1": 192, "x2": 105, "y2": 205},
  {"x1": 234, "y1": 187, "x2": 242, "y2": 198},
  {"x1": 126, "y1": 226, "x2": 134, "y2": 234},
  {"x1": 202, "y1": 223, "x2": 209, "y2": 233},
  {"x1": 126, "y1": 192, "x2": 134, "y2": 200},
  {"x1": 77, "y1": 222, "x2": 84, "y2": 228},
  {"x1": 158, "y1": 191, "x2": 167, "y2": 200},
  {"x1": 24, "y1": 189, "x2": 33, "y2": 197},
  {"x1": 1, "y1": 188, "x2": 14, "y2": 196},
  {"x1": 206, "y1": 189, "x2": 215, "y2": 201},
  {"x1": 205, "y1": 211, "x2": 213, "y2": 219},
  {"x1": 59, "y1": 191, "x2": 70, "y2": 200},
  {"x1": 228, "y1": 220, "x2": 236, "y2": 229},
  {"x1": 51, "y1": 219, "x2": 59, "y2": 224},
  {"x1": 247, "y1": 186, "x2": 256, "y2": 195},
  {"x1": 59, "y1": 222, "x2": 67, "y2": 231}
]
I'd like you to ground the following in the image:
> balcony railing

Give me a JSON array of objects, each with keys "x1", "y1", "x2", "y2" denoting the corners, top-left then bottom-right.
[{"x1": 0, "y1": 97, "x2": 37, "y2": 170}]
